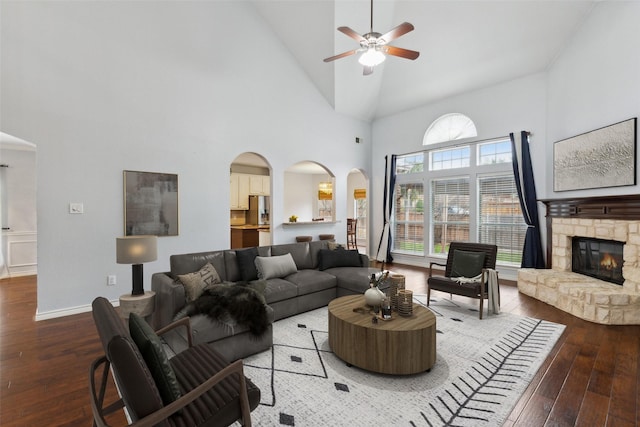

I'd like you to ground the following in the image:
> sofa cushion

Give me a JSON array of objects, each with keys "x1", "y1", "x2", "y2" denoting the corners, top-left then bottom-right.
[
  {"x1": 262, "y1": 278, "x2": 299, "y2": 304},
  {"x1": 176, "y1": 262, "x2": 222, "y2": 302},
  {"x1": 186, "y1": 305, "x2": 275, "y2": 345},
  {"x1": 129, "y1": 313, "x2": 182, "y2": 406},
  {"x1": 236, "y1": 247, "x2": 260, "y2": 282},
  {"x1": 271, "y1": 243, "x2": 312, "y2": 270},
  {"x1": 317, "y1": 248, "x2": 362, "y2": 270},
  {"x1": 170, "y1": 250, "x2": 226, "y2": 279},
  {"x1": 328, "y1": 266, "x2": 384, "y2": 294},
  {"x1": 451, "y1": 249, "x2": 486, "y2": 278},
  {"x1": 285, "y1": 269, "x2": 337, "y2": 295},
  {"x1": 255, "y1": 253, "x2": 298, "y2": 280}
]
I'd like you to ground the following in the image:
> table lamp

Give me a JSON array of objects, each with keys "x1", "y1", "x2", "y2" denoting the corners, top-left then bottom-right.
[{"x1": 116, "y1": 235, "x2": 158, "y2": 296}]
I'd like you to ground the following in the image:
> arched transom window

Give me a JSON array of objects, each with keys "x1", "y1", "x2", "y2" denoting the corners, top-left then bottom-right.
[{"x1": 423, "y1": 113, "x2": 477, "y2": 145}]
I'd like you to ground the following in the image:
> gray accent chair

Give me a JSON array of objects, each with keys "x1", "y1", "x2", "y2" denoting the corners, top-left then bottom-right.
[
  {"x1": 427, "y1": 241, "x2": 499, "y2": 319},
  {"x1": 89, "y1": 297, "x2": 259, "y2": 427}
]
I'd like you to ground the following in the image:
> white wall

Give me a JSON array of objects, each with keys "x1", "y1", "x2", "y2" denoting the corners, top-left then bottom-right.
[
  {"x1": 546, "y1": 1, "x2": 640, "y2": 198},
  {"x1": 1, "y1": 1, "x2": 371, "y2": 316}
]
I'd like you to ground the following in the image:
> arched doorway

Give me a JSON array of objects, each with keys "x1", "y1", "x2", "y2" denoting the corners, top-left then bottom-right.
[{"x1": 229, "y1": 152, "x2": 271, "y2": 248}]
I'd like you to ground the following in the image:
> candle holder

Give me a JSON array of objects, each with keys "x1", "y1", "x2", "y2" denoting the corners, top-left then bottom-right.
[
  {"x1": 397, "y1": 289, "x2": 413, "y2": 317},
  {"x1": 388, "y1": 274, "x2": 405, "y2": 312}
]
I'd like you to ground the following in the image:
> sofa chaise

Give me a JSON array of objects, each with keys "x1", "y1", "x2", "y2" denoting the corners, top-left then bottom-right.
[{"x1": 151, "y1": 240, "x2": 380, "y2": 362}]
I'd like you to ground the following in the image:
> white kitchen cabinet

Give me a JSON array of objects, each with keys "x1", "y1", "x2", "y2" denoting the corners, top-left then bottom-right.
[
  {"x1": 249, "y1": 174, "x2": 270, "y2": 196},
  {"x1": 230, "y1": 173, "x2": 250, "y2": 210},
  {"x1": 258, "y1": 230, "x2": 271, "y2": 246}
]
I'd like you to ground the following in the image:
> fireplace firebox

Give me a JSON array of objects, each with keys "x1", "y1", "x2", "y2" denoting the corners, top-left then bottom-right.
[{"x1": 571, "y1": 237, "x2": 624, "y2": 285}]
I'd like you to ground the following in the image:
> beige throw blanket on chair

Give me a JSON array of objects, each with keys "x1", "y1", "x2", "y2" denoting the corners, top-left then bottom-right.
[{"x1": 453, "y1": 269, "x2": 500, "y2": 315}]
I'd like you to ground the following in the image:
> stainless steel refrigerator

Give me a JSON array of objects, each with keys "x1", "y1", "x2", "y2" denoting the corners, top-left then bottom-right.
[{"x1": 248, "y1": 195, "x2": 270, "y2": 225}]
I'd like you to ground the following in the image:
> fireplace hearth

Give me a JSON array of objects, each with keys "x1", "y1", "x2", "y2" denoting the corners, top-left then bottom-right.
[{"x1": 572, "y1": 237, "x2": 624, "y2": 285}]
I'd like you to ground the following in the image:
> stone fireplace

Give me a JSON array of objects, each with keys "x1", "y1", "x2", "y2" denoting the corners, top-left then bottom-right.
[{"x1": 517, "y1": 195, "x2": 640, "y2": 325}]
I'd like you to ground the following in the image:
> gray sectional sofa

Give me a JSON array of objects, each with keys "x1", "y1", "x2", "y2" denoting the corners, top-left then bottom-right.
[{"x1": 151, "y1": 240, "x2": 379, "y2": 362}]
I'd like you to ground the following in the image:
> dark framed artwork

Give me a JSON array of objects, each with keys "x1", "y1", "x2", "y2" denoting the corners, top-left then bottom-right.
[
  {"x1": 553, "y1": 118, "x2": 637, "y2": 192},
  {"x1": 124, "y1": 170, "x2": 179, "y2": 236}
]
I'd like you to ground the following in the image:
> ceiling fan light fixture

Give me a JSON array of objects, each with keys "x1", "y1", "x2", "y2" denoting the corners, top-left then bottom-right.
[{"x1": 358, "y1": 49, "x2": 386, "y2": 67}]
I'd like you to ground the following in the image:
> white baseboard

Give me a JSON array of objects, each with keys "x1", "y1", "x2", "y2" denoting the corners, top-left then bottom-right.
[{"x1": 35, "y1": 298, "x2": 120, "y2": 321}]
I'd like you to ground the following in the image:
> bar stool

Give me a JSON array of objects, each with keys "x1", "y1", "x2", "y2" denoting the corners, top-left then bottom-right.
[
  {"x1": 296, "y1": 236, "x2": 312, "y2": 243},
  {"x1": 347, "y1": 218, "x2": 357, "y2": 250},
  {"x1": 319, "y1": 234, "x2": 335, "y2": 242}
]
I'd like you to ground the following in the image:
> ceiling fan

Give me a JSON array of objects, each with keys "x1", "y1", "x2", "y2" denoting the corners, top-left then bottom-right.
[{"x1": 323, "y1": 0, "x2": 420, "y2": 76}]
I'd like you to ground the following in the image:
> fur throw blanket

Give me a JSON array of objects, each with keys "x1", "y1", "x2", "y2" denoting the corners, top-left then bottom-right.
[{"x1": 173, "y1": 284, "x2": 269, "y2": 337}]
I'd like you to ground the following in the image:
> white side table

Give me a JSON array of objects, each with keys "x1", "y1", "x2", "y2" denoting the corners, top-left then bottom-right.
[{"x1": 119, "y1": 291, "x2": 156, "y2": 321}]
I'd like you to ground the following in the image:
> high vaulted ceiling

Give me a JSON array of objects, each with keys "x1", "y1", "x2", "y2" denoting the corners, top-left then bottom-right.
[{"x1": 253, "y1": 0, "x2": 596, "y2": 122}]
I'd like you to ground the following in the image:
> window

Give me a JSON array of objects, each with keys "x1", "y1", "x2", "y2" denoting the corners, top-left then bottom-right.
[
  {"x1": 431, "y1": 178, "x2": 470, "y2": 254},
  {"x1": 430, "y1": 146, "x2": 470, "y2": 170},
  {"x1": 396, "y1": 153, "x2": 424, "y2": 174},
  {"x1": 423, "y1": 113, "x2": 477, "y2": 145},
  {"x1": 478, "y1": 174, "x2": 527, "y2": 264},
  {"x1": 390, "y1": 114, "x2": 524, "y2": 266},
  {"x1": 317, "y1": 182, "x2": 333, "y2": 220},
  {"x1": 354, "y1": 189, "x2": 367, "y2": 240},
  {"x1": 478, "y1": 139, "x2": 512, "y2": 165},
  {"x1": 392, "y1": 183, "x2": 424, "y2": 255}
]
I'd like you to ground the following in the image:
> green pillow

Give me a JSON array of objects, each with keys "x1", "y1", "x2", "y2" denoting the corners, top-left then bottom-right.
[
  {"x1": 450, "y1": 249, "x2": 486, "y2": 278},
  {"x1": 129, "y1": 313, "x2": 182, "y2": 405}
]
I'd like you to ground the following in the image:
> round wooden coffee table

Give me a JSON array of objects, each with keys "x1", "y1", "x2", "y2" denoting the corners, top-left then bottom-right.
[{"x1": 328, "y1": 294, "x2": 436, "y2": 375}]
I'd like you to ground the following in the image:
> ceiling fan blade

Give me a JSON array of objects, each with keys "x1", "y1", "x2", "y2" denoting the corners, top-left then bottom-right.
[
  {"x1": 379, "y1": 22, "x2": 414, "y2": 44},
  {"x1": 338, "y1": 26, "x2": 366, "y2": 43},
  {"x1": 323, "y1": 49, "x2": 359, "y2": 63},
  {"x1": 363, "y1": 66, "x2": 374, "y2": 76},
  {"x1": 384, "y1": 46, "x2": 420, "y2": 60}
]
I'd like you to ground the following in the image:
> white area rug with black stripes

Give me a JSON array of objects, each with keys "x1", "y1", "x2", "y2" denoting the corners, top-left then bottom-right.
[{"x1": 237, "y1": 295, "x2": 565, "y2": 427}]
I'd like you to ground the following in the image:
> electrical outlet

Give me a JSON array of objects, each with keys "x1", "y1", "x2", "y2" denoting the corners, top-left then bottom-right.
[{"x1": 107, "y1": 275, "x2": 116, "y2": 286}]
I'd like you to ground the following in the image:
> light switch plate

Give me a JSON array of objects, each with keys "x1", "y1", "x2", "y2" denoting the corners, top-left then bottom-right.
[{"x1": 69, "y1": 203, "x2": 84, "y2": 214}]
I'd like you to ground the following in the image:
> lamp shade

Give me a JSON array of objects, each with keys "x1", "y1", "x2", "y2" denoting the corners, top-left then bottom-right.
[{"x1": 116, "y1": 236, "x2": 157, "y2": 265}]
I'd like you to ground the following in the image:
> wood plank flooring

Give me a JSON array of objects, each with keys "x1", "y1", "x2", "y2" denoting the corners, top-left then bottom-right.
[{"x1": 1, "y1": 269, "x2": 639, "y2": 426}]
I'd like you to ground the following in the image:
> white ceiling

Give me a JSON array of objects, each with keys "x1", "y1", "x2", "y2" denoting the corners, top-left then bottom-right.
[{"x1": 253, "y1": 0, "x2": 596, "y2": 122}]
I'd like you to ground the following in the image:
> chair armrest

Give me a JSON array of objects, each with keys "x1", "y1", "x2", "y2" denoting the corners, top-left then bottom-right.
[
  {"x1": 156, "y1": 317, "x2": 193, "y2": 348},
  {"x1": 428, "y1": 262, "x2": 446, "y2": 278},
  {"x1": 130, "y1": 359, "x2": 252, "y2": 427}
]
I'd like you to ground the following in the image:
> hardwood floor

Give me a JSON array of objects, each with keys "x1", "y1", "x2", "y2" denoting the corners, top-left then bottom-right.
[{"x1": 1, "y1": 270, "x2": 638, "y2": 426}]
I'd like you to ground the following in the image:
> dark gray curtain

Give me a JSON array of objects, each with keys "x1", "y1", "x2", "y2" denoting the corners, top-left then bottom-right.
[
  {"x1": 510, "y1": 131, "x2": 545, "y2": 268},
  {"x1": 376, "y1": 155, "x2": 397, "y2": 263}
]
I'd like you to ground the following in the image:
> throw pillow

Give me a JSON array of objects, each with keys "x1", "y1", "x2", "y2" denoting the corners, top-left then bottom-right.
[
  {"x1": 236, "y1": 247, "x2": 259, "y2": 282},
  {"x1": 129, "y1": 313, "x2": 182, "y2": 406},
  {"x1": 450, "y1": 249, "x2": 486, "y2": 278},
  {"x1": 255, "y1": 254, "x2": 298, "y2": 280},
  {"x1": 176, "y1": 262, "x2": 221, "y2": 303},
  {"x1": 317, "y1": 248, "x2": 362, "y2": 271}
]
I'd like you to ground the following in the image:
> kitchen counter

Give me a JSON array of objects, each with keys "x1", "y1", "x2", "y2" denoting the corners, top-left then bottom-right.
[
  {"x1": 282, "y1": 221, "x2": 339, "y2": 226},
  {"x1": 230, "y1": 225, "x2": 270, "y2": 230}
]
